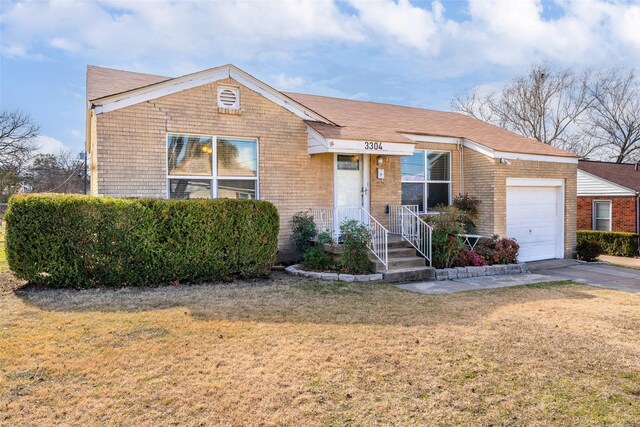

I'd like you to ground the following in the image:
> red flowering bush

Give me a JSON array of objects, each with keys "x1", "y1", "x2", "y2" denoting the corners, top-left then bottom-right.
[
  {"x1": 475, "y1": 235, "x2": 519, "y2": 265},
  {"x1": 452, "y1": 249, "x2": 487, "y2": 267}
]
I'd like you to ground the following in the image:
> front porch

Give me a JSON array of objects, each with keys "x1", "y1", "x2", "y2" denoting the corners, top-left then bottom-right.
[{"x1": 309, "y1": 205, "x2": 435, "y2": 281}]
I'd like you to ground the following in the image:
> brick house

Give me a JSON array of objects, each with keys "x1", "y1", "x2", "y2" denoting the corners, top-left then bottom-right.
[
  {"x1": 577, "y1": 160, "x2": 640, "y2": 236},
  {"x1": 86, "y1": 64, "x2": 577, "y2": 266}
]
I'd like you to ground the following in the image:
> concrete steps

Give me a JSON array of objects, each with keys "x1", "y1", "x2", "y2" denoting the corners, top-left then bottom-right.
[{"x1": 370, "y1": 234, "x2": 435, "y2": 283}]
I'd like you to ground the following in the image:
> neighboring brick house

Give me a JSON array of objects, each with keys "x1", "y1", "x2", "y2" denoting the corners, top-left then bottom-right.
[
  {"x1": 86, "y1": 64, "x2": 578, "y2": 264},
  {"x1": 577, "y1": 160, "x2": 640, "y2": 236}
]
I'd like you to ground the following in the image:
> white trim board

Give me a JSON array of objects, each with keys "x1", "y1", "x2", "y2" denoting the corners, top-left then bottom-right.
[
  {"x1": 91, "y1": 65, "x2": 333, "y2": 124},
  {"x1": 506, "y1": 178, "x2": 564, "y2": 187},
  {"x1": 308, "y1": 126, "x2": 415, "y2": 156},
  {"x1": 402, "y1": 133, "x2": 578, "y2": 164},
  {"x1": 465, "y1": 139, "x2": 578, "y2": 164},
  {"x1": 400, "y1": 133, "x2": 463, "y2": 145}
]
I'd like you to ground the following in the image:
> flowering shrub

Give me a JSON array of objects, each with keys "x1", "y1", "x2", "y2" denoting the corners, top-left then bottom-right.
[
  {"x1": 475, "y1": 235, "x2": 519, "y2": 265},
  {"x1": 452, "y1": 249, "x2": 487, "y2": 267}
]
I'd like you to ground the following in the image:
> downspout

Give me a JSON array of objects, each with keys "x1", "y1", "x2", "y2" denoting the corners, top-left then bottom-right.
[{"x1": 457, "y1": 140, "x2": 464, "y2": 195}]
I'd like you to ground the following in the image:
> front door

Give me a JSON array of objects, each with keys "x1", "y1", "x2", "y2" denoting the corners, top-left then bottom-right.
[{"x1": 334, "y1": 154, "x2": 368, "y2": 235}]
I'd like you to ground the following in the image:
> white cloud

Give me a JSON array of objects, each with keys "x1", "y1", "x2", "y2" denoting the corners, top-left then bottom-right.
[
  {"x1": 1, "y1": 0, "x2": 640, "y2": 80},
  {"x1": 348, "y1": 0, "x2": 451, "y2": 54},
  {"x1": 272, "y1": 73, "x2": 305, "y2": 90},
  {"x1": 35, "y1": 135, "x2": 69, "y2": 154}
]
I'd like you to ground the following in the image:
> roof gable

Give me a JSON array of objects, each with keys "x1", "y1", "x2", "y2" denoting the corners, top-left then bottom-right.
[
  {"x1": 578, "y1": 160, "x2": 640, "y2": 192},
  {"x1": 87, "y1": 64, "x2": 333, "y2": 124},
  {"x1": 577, "y1": 170, "x2": 636, "y2": 196}
]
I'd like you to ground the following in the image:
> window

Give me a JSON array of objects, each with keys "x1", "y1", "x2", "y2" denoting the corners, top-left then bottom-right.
[
  {"x1": 337, "y1": 154, "x2": 360, "y2": 170},
  {"x1": 167, "y1": 134, "x2": 258, "y2": 200},
  {"x1": 401, "y1": 150, "x2": 451, "y2": 212},
  {"x1": 593, "y1": 201, "x2": 612, "y2": 231}
]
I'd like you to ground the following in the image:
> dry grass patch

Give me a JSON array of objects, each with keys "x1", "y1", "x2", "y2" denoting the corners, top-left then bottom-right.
[{"x1": 1, "y1": 271, "x2": 639, "y2": 426}]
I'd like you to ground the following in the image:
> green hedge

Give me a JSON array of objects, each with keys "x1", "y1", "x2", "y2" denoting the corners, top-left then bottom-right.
[
  {"x1": 576, "y1": 230, "x2": 639, "y2": 257},
  {"x1": 5, "y1": 194, "x2": 279, "y2": 287}
]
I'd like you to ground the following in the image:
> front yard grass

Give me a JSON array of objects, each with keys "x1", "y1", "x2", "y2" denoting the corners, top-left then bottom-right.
[{"x1": 1, "y1": 272, "x2": 639, "y2": 425}]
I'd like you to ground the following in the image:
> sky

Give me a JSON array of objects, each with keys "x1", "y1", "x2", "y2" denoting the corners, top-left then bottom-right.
[{"x1": 1, "y1": 0, "x2": 640, "y2": 155}]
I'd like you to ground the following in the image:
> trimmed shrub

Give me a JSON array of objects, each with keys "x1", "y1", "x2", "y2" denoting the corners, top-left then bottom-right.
[
  {"x1": 290, "y1": 211, "x2": 317, "y2": 254},
  {"x1": 452, "y1": 249, "x2": 487, "y2": 267},
  {"x1": 576, "y1": 230, "x2": 638, "y2": 257},
  {"x1": 475, "y1": 235, "x2": 519, "y2": 265},
  {"x1": 576, "y1": 239, "x2": 603, "y2": 262},
  {"x1": 5, "y1": 194, "x2": 279, "y2": 287},
  {"x1": 339, "y1": 220, "x2": 371, "y2": 274},
  {"x1": 302, "y1": 245, "x2": 335, "y2": 271},
  {"x1": 423, "y1": 206, "x2": 466, "y2": 269}
]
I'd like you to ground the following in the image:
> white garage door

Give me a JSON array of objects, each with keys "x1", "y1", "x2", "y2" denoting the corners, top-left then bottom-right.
[{"x1": 506, "y1": 182, "x2": 563, "y2": 262}]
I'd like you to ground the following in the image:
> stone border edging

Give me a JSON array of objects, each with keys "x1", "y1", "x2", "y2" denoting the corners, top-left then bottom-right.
[
  {"x1": 285, "y1": 264, "x2": 383, "y2": 282},
  {"x1": 435, "y1": 263, "x2": 527, "y2": 281}
]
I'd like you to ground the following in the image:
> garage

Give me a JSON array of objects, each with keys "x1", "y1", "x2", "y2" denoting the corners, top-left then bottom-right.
[{"x1": 506, "y1": 178, "x2": 565, "y2": 262}]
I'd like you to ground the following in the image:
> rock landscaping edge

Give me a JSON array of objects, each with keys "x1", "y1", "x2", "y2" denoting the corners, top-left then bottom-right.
[
  {"x1": 435, "y1": 263, "x2": 528, "y2": 281},
  {"x1": 285, "y1": 264, "x2": 383, "y2": 282}
]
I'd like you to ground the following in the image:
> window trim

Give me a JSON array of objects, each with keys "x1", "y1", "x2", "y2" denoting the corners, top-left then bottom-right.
[
  {"x1": 401, "y1": 149, "x2": 452, "y2": 213},
  {"x1": 592, "y1": 200, "x2": 612, "y2": 231},
  {"x1": 165, "y1": 132, "x2": 259, "y2": 200}
]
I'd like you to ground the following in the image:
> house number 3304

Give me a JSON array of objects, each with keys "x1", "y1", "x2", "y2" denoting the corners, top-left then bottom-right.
[{"x1": 364, "y1": 141, "x2": 383, "y2": 150}]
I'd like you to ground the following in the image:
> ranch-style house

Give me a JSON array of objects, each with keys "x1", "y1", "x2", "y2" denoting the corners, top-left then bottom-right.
[{"x1": 85, "y1": 64, "x2": 578, "y2": 267}]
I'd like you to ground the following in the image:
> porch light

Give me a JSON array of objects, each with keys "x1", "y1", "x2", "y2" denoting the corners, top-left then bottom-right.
[{"x1": 376, "y1": 155, "x2": 384, "y2": 167}]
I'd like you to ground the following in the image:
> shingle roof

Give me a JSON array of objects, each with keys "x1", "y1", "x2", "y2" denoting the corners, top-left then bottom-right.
[
  {"x1": 86, "y1": 65, "x2": 576, "y2": 157},
  {"x1": 578, "y1": 160, "x2": 640, "y2": 192},
  {"x1": 284, "y1": 92, "x2": 575, "y2": 157},
  {"x1": 87, "y1": 65, "x2": 170, "y2": 101}
]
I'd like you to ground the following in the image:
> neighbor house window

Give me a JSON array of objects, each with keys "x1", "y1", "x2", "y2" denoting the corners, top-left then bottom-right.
[
  {"x1": 167, "y1": 134, "x2": 258, "y2": 200},
  {"x1": 401, "y1": 150, "x2": 451, "y2": 212},
  {"x1": 593, "y1": 200, "x2": 612, "y2": 231}
]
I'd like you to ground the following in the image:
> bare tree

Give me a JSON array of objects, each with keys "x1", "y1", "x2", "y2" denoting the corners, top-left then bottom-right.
[
  {"x1": 27, "y1": 149, "x2": 85, "y2": 194},
  {"x1": 585, "y1": 70, "x2": 640, "y2": 163},
  {"x1": 0, "y1": 110, "x2": 39, "y2": 202},
  {"x1": 452, "y1": 65, "x2": 598, "y2": 157},
  {"x1": 0, "y1": 110, "x2": 38, "y2": 168}
]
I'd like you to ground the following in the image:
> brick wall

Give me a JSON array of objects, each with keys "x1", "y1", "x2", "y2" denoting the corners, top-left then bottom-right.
[
  {"x1": 464, "y1": 147, "x2": 577, "y2": 258},
  {"x1": 462, "y1": 148, "x2": 496, "y2": 236},
  {"x1": 93, "y1": 78, "x2": 333, "y2": 259},
  {"x1": 577, "y1": 195, "x2": 638, "y2": 233}
]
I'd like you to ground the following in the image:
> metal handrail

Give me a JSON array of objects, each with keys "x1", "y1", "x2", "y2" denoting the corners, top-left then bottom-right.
[
  {"x1": 389, "y1": 204, "x2": 432, "y2": 266},
  {"x1": 388, "y1": 204, "x2": 418, "y2": 233},
  {"x1": 357, "y1": 207, "x2": 388, "y2": 269}
]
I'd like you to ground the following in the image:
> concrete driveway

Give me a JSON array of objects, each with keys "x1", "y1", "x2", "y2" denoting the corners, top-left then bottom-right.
[{"x1": 526, "y1": 259, "x2": 640, "y2": 294}]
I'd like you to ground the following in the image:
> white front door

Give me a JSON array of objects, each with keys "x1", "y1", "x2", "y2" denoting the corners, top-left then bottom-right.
[{"x1": 334, "y1": 154, "x2": 369, "y2": 234}]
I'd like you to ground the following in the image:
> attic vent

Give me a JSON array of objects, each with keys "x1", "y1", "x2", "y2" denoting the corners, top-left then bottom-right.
[{"x1": 217, "y1": 86, "x2": 240, "y2": 110}]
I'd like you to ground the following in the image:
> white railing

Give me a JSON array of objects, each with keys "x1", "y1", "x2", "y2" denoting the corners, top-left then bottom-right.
[
  {"x1": 389, "y1": 205, "x2": 433, "y2": 265},
  {"x1": 310, "y1": 207, "x2": 388, "y2": 269},
  {"x1": 388, "y1": 204, "x2": 418, "y2": 233}
]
